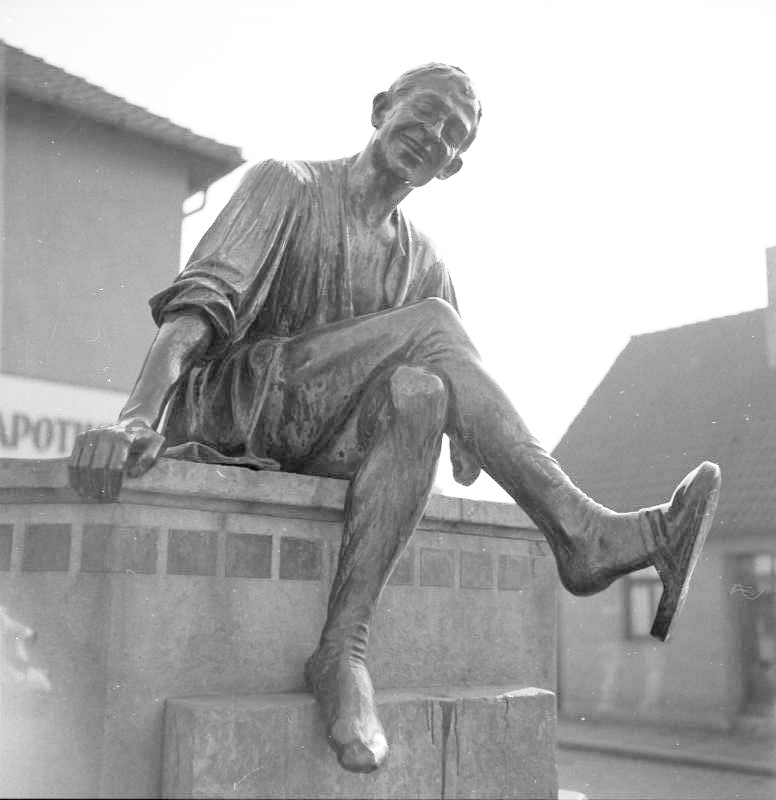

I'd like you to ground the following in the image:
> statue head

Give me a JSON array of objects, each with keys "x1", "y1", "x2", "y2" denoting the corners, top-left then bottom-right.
[{"x1": 370, "y1": 63, "x2": 482, "y2": 187}]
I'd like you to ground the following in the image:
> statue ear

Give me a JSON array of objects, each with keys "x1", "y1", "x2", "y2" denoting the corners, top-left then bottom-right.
[
  {"x1": 371, "y1": 91, "x2": 391, "y2": 128},
  {"x1": 437, "y1": 156, "x2": 463, "y2": 180}
]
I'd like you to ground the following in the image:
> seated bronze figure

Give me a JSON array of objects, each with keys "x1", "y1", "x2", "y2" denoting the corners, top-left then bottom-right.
[{"x1": 69, "y1": 63, "x2": 721, "y2": 774}]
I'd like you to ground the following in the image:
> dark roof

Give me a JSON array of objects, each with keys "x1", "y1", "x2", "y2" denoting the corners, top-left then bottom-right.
[
  {"x1": 1, "y1": 41, "x2": 244, "y2": 194},
  {"x1": 553, "y1": 308, "x2": 776, "y2": 538}
]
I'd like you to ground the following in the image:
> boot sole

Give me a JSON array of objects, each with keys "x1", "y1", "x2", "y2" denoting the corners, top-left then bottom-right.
[{"x1": 651, "y1": 462, "x2": 721, "y2": 642}]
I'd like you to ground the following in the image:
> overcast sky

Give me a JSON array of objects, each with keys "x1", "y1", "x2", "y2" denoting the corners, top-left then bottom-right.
[{"x1": 3, "y1": 0, "x2": 775, "y2": 499}]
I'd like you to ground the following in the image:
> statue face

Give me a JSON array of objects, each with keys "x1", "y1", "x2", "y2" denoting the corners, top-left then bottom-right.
[{"x1": 373, "y1": 76, "x2": 479, "y2": 187}]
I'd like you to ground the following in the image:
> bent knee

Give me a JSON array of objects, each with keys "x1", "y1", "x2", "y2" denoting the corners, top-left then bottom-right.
[
  {"x1": 413, "y1": 297, "x2": 477, "y2": 355},
  {"x1": 416, "y1": 297, "x2": 462, "y2": 330},
  {"x1": 388, "y1": 365, "x2": 448, "y2": 426}
]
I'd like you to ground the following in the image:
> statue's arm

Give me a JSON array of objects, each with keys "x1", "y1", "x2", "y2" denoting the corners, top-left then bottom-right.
[
  {"x1": 68, "y1": 311, "x2": 212, "y2": 501},
  {"x1": 70, "y1": 160, "x2": 300, "y2": 501}
]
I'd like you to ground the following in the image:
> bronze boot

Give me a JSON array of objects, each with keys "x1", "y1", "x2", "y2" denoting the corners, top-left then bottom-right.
[
  {"x1": 637, "y1": 461, "x2": 721, "y2": 641},
  {"x1": 490, "y1": 442, "x2": 721, "y2": 640}
]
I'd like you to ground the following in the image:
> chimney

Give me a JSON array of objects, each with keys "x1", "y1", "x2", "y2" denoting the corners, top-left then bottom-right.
[{"x1": 765, "y1": 246, "x2": 776, "y2": 367}]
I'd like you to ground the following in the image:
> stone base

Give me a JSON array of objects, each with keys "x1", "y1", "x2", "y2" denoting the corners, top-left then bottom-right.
[
  {"x1": 0, "y1": 460, "x2": 555, "y2": 797},
  {"x1": 162, "y1": 685, "x2": 557, "y2": 799}
]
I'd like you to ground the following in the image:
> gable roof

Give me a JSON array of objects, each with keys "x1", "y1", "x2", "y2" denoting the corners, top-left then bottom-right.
[
  {"x1": 1, "y1": 41, "x2": 244, "y2": 194},
  {"x1": 553, "y1": 308, "x2": 776, "y2": 538}
]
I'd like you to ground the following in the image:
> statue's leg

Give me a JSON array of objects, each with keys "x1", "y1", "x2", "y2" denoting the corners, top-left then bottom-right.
[
  {"x1": 409, "y1": 300, "x2": 720, "y2": 641},
  {"x1": 419, "y1": 300, "x2": 720, "y2": 641},
  {"x1": 193, "y1": 300, "x2": 717, "y2": 774},
  {"x1": 270, "y1": 299, "x2": 719, "y2": 643},
  {"x1": 303, "y1": 364, "x2": 447, "y2": 773}
]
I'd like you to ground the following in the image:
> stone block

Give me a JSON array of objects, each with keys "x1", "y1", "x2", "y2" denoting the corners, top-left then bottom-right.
[
  {"x1": 420, "y1": 547, "x2": 454, "y2": 587},
  {"x1": 0, "y1": 460, "x2": 552, "y2": 798},
  {"x1": 162, "y1": 685, "x2": 557, "y2": 799},
  {"x1": 168, "y1": 529, "x2": 217, "y2": 576},
  {"x1": 225, "y1": 533, "x2": 272, "y2": 579},
  {"x1": 387, "y1": 546, "x2": 414, "y2": 585},
  {"x1": 0, "y1": 524, "x2": 12, "y2": 570},
  {"x1": 82, "y1": 524, "x2": 157, "y2": 573},
  {"x1": 22, "y1": 523, "x2": 70, "y2": 571},
  {"x1": 279, "y1": 536, "x2": 322, "y2": 581},
  {"x1": 460, "y1": 550, "x2": 494, "y2": 589},
  {"x1": 498, "y1": 554, "x2": 531, "y2": 591}
]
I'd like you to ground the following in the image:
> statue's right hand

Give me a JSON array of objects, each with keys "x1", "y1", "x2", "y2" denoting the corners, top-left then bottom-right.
[{"x1": 68, "y1": 419, "x2": 166, "y2": 502}]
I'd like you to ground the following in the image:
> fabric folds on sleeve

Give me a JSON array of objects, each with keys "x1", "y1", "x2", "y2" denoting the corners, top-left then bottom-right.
[{"x1": 149, "y1": 159, "x2": 303, "y2": 359}]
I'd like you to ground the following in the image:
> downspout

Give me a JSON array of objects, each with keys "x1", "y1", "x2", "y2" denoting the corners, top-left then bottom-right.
[
  {"x1": 0, "y1": 42, "x2": 6, "y2": 371},
  {"x1": 182, "y1": 188, "x2": 208, "y2": 218},
  {"x1": 764, "y1": 246, "x2": 776, "y2": 368}
]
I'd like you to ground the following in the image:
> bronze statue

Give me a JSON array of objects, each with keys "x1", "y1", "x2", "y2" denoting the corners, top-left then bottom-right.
[{"x1": 69, "y1": 64, "x2": 721, "y2": 774}]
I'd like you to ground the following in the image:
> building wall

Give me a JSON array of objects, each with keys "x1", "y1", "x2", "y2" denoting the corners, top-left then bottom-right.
[
  {"x1": 2, "y1": 93, "x2": 189, "y2": 392},
  {"x1": 558, "y1": 535, "x2": 759, "y2": 729},
  {"x1": 0, "y1": 373, "x2": 126, "y2": 459}
]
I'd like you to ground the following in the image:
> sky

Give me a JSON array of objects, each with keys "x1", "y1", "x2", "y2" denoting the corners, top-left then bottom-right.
[{"x1": 2, "y1": 0, "x2": 775, "y2": 500}]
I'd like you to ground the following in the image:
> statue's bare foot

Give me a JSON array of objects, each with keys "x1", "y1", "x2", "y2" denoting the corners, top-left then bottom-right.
[{"x1": 305, "y1": 649, "x2": 389, "y2": 773}]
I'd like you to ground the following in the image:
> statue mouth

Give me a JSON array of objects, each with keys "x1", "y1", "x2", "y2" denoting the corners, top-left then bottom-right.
[{"x1": 398, "y1": 133, "x2": 427, "y2": 163}]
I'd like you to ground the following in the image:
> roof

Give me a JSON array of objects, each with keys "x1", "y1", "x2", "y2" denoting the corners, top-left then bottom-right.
[
  {"x1": 552, "y1": 308, "x2": 776, "y2": 538},
  {"x1": 1, "y1": 41, "x2": 244, "y2": 194}
]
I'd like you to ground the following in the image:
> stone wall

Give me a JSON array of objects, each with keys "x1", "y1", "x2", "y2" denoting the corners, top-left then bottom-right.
[{"x1": 0, "y1": 458, "x2": 555, "y2": 798}]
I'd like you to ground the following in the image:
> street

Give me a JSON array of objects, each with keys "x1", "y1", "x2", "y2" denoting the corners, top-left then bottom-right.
[{"x1": 558, "y1": 747, "x2": 776, "y2": 800}]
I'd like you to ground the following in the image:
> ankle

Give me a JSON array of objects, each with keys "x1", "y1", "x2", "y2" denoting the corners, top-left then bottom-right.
[
  {"x1": 318, "y1": 620, "x2": 370, "y2": 659},
  {"x1": 639, "y1": 507, "x2": 671, "y2": 576}
]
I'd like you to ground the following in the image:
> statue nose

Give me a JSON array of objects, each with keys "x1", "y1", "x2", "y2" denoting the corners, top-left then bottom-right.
[
  {"x1": 418, "y1": 121, "x2": 448, "y2": 155},
  {"x1": 425, "y1": 119, "x2": 445, "y2": 139}
]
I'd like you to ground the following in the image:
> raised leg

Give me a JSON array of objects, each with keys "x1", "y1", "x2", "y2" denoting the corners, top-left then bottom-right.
[
  {"x1": 272, "y1": 299, "x2": 719, "y2": 641},
  {"x1": 304, "y1": 364, "x2": 447, "y2": 772},
  {"x1": 188, "y1": 297, "x2": 720, "y2": 688}
]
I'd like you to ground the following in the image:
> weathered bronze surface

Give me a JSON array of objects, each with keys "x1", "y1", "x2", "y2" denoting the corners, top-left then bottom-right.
[{"x1": 69, "y1": 64, "x2": 721, "y2": 773}]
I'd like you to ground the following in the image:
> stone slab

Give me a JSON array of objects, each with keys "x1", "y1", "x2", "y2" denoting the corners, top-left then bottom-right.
[
  {"x1": 225, "y1": 532, "x2": 272, "y2": 578},
  {"x1": 499, "y1": 554, "x2": 532, "y2": 591},
  {"x1": 162, "y1": 685, "x2": 558, "y2": 799},
  {"x1": 280, "y1": 536, "x2": 322, "y2": 580},
  {"x1": 0, "y1": 523, "x2": 12, "y2": 569},
  {"x1": 0, "y1": 458, "x2": 540, "y2": 535},
  {"x1": 460, "y1": 549, "x2": 494, "y2": 589},
  {"x1": 420, "y1": 547, "x2": 455, "y2": 587},
  {"x1": 168, "y1": 529, "x2": 218, "y2": 575},
  {"x1": 22, "y1": 522, "x2": 71, "y2": 571},
  {"x1": 82, "y1": 523, "x2": 158, "y2": 573},
  {"x1": 387, "y1": 545, "x2": 414, "y2": 585}
]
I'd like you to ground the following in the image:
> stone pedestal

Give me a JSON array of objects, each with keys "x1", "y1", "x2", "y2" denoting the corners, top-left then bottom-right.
[
  {"x1": 163, "y1": 687, "x2": 557, "y2": 799},
  {"x1": 0, "y1": 458, "x2": 557, "y2": 798}
]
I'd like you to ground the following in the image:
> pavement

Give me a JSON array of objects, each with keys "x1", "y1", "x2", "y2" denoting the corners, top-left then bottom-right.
[{"x1": 557, "y1": 716, "x2": 776, "y2": 777}]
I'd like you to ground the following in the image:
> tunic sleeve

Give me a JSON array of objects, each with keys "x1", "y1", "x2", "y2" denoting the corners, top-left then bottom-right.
[
  {"x1": 149, "y1": 159, "x2": 303, "y2": 358},
  {"x1": 413, "y1": 258, "x2": 460, "y2": 312},
  {"x1": 399, "y1": 217, "x2": 459, "y2": 313}
]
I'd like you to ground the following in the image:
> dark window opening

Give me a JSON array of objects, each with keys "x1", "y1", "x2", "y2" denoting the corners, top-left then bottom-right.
[{"x1": 624, "y1": 567, "x2": 662, "y2": 639}]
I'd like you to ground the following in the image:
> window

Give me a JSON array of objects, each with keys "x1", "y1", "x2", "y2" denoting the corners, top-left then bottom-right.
[{"x1": 624, "y1": 567, "x2": 662, "y2": 639}]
